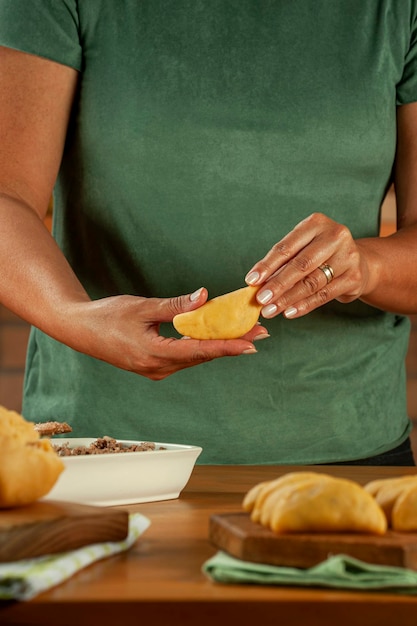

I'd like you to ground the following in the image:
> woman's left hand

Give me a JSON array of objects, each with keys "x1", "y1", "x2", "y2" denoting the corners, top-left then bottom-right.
[{"x1": 245, "y1": 212, "x2": 373, "y2": 319}]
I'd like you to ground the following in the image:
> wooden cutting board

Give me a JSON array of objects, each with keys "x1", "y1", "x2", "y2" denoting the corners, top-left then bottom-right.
[
  {"x1": 209, "y1": 512, "x2": 417, "y2": 570},
  {"x1": 0, "y1": 500, "x2": 129, "y2": 562}
]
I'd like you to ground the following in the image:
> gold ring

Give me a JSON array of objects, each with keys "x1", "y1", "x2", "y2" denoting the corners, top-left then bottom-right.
[{"x1": 318, "y1": 263, "x2": 335, "y2": 284}]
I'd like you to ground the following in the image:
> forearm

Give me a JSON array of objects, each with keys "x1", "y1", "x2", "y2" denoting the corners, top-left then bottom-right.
[
  {"x1": 358, "y1": 225, "x2": 417, "y2": 315},
  {"x1": 0, "y1": 193, "x2": 91, "y2": 342}
]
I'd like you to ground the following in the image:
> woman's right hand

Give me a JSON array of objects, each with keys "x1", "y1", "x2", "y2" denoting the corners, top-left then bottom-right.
[{"x1": 69, "y1": 288, "x2": 268, "y2": 380}]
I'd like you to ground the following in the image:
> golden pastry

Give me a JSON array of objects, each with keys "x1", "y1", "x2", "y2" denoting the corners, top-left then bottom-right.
[
  {"x1": 364, "y1": 475, "x2": 417, "y2": 529},
  {"x1": 0, "y1": 406, "x2": 64, "y2": 508},
  {"x1": 244, "y1": 471, "x2": 334, "y2": 523},
  {"x1": 244, "y1": 471, "x2": 387, "y2": 535},
  {"x1": 267, "y1": 477, "x2": 387, "y2": 535},
  {"x1": 392, "y1": 484, "x2": 417, "y2": 531}
]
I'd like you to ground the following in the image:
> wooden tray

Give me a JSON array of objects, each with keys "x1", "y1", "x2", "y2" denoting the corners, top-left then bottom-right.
[
  {"x1": 0, "y1": 500, "x2": 129, "y2": 562},
  {"x1": 209, "y1": 512, "x2": 417, "y2": 570}
]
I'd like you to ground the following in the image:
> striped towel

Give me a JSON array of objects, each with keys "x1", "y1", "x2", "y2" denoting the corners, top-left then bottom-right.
[{"x1": 0, "y1": 513, "x2": 150, "y2": 601}]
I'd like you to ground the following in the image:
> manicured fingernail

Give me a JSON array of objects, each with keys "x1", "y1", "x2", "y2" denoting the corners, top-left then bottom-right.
[
  {"x1": 262, "y1": 304, "x2": 278, "y2": 317},
  {"x1": 253, "y1": 333, "x2": 270, "y2": 341},
  {"x1": 190, "y1": 287, "x2": 204, "y2": 302},
  {"x1": 284, "y1": 306, "x2": 298, "y2": 318},
  {"x1": 257, "y1": 289, "x2": 273, "y2": 304},
  {"x1": 242, "y1": 347, "x2": 257, "y2": 354},
  {"x1": 245, "y1": 271, "x2": 260, "y2": 285}
]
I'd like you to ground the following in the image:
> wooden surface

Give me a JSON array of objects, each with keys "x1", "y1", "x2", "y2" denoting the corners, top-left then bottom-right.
[
  {"x1": 2, "y1": 465, "x2": 417, "y2": 626},
  {"x1": 210, "y1": 512, "x2": 417, "y2": 569},
  {"x1": 0, "y1": 501, "x2": 129, "y2": 562}
]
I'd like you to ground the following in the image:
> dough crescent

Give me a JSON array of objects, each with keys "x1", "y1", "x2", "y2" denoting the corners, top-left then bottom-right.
[
  {"x1": 271, "y1": 477, "x2": 386, "y2": 534},
  {"x1": 364, "y1": 475, "x2": 417, "y2": 529},
  {"x1": 392, "y1": 484, "x2": 417, "y2": 531},
  {"x1": 244, "y1": 472, "x2": 387, "y2": 535},
  {"x1": 244, "y1": 472, "x2": 334, "y2": 523}
]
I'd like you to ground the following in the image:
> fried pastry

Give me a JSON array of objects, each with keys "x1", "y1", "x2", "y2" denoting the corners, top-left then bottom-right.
[
  {"x1": 244, "y1": 471, "x2": 387, "y2": 535},
  {"x1": 392, "y1": 484, "x2": 417, "y2": 531},
  {"x1": 0, "y1": 406, "x2": 64, "y2": 508},
  {"x1": 364, "y1": 475, "x2": 417, "y2": 530},
  {"x1": 268, "y1": 477, "x2": 387, "y2": 535},
  {"x1": 244, "y1": 471, "x2": 334, "y2": 523}
]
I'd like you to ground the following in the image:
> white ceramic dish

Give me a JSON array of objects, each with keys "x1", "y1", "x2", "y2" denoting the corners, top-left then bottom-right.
[{"x1": 43, "y1": 438, "x2": 202, "y2": 506}]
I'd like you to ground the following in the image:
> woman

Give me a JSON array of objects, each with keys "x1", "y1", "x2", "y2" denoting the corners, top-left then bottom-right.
[{"x1": 0, "y1": 1, "x2": 416, "y2": 465}]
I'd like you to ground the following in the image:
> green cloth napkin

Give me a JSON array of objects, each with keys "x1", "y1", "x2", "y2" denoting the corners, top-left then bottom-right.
[
  {"x1": 203, "y1": 551, "x2": 417, "y2": 594},
  {"x1": 0, "y1": 513, "x2": 150, "y2": 601}
]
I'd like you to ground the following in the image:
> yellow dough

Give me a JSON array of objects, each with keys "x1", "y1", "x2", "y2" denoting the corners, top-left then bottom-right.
[
  {"x1": 392, "y1": 484, "x2": 417, "y2": 531},
  {"x1": 173, "y1": 285, "x2": 262, "y2": 339},
  {"x1": 243, "y1": 471, "x2": 334, "y2": 523},
  {"x1": 268, "y1": 477, "x2": 387, "y2": 535},
  {"x1": 364, "y1": 475, "x2": 417, "y2": 529},
  {"x1": 258, "y1": 475, "x2": 340, "y2": 528},
  {"x1": 364, "y1": 475, "x2": 417, "y2": 499},
  {"x1": 243, "y1": 471, "x2": 387, "y2": 535},
  {"x1": 0, "y1": 406, "x2": 65, "y2": 508}
]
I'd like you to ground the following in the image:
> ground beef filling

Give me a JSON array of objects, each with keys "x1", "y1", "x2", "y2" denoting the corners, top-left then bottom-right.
[
  {"x1": 34, "y1": 421, "x2": 72, "y2": 436},
  {"x1": 53, "y1": 436, "x2": 164, "y2": 456}
]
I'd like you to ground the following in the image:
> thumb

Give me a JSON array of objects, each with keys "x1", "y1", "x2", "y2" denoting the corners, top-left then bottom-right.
[{"x1": 154, "y1": 287, "x2": 208, "y2": 322}]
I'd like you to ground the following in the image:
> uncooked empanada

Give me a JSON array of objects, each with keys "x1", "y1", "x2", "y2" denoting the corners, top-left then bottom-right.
[{"x1": 173, "y1": 285, "x2": 262, "y2": 339}]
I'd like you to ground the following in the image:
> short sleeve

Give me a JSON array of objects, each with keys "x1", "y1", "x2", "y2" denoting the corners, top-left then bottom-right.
[
  {"x1": 397, "y1": 13, "x2": 417, "y2": 105},
  {"x1": 0, "y1": 0, "x2": 82, "y2": 71}
]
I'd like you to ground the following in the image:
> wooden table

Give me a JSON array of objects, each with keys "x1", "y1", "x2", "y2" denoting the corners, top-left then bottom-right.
[{"x1": 2, "y1": 465, "x2": 417, "y2": 626}]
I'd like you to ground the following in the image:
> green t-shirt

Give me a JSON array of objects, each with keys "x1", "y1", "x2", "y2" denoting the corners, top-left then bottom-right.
[{"x1": 0, "y1": 0, "x2": 416, "y2": 463}]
